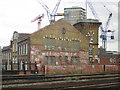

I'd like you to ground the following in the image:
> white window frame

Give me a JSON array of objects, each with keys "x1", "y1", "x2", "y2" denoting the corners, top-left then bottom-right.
[{"x1": 25, "y1": 44, "x2": 28, "y2": 55}]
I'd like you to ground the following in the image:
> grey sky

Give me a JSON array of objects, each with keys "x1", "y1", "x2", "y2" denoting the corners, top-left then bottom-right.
[{"x1": 0, "y1": 0, "x2": 119, "y2": 51}]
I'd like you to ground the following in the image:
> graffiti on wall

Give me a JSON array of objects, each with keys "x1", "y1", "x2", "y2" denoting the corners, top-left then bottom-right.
[
  {"x1": 79, "y1": 51, "x2": 89, "y2": 64},
  {"x1": 42, "y1": 51, "x2": 79, "y2": 56},
  {"x1": 30, "y1": 46, "x2": 43, "y2": 63},
  {"x1": 110, "y1": 58, "x2": 117, "y2": 64}
]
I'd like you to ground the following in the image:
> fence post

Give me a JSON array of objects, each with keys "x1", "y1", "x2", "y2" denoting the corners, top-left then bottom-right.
[
  {"x1": 5, "y1": 62, "x2": 7, "y2": 70},
  {"x1": 29, "y1": 61, "x2": 31, "y2": 71},
  {"x1": 35, "y1": 62, "x2": 38, "y2": 74},
  {"x1": 35, "y1": 62, "x2": 37, "y2": 70},
  {"x1": 104, "y1": 65, "x2": 106, "y2": 71},
  {"x1": 23, "y1": 62, "x2": 25, "y2": 74}
]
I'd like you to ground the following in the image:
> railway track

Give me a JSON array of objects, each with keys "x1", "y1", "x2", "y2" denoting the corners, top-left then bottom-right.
[
  {"x1": 2, "y1": 72, "x2": 119, "y2": 81},
  {"x1": 2, "y1": 72, "x2": 120, "y2": 89}
]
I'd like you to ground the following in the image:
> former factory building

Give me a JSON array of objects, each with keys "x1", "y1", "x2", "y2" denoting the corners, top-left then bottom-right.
[
  {"x1": 2, "y1": 18, "x2": 102, "y2": 74},
  {"x1": 2, "y1": 18, "x2": 119, "y2": 74},
  {"x1": 23, "y1": 18, "x2": 100, "y2": 74},
  {"x1": 2, "y1": 6, "x2": 119, "y2": 74},
  {"x1": 30, "y1": 19, "x2": 90, "y2": 74}
]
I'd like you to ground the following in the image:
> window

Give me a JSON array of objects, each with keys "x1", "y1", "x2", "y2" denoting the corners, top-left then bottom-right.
[
  {"x1": 25, "y1": 61, "x2": 29, "y2": 70},
  {"x1": 119, "y1": 59, "x2": 120, "y2": 64},
  {"x1": 13, "y1": 57, "x2": 18, "y2": 63},
  {"x1": 12, "y1": 43, "x2": 15, "y2": 52},
  {"x1": 15, "y1": 57, "x2": 18, "y2": 63},
  {"x1": 76, "y1": 41, "x2": 80, "y2": 51},
  {"x1": 65, "y1": 56, "x2": 68, "y2": 65},
  {"x1": 20, "y1": 45, "x2": 22, "y2": 55},
  {"x1": 49, "y1": 38, "x2": 55, "y2": 50},
  {"x1": 72, "y1": 40, "x2": 80, "y2": 52},
  {"x1": 18, "y1": 46, "x2": 20, "y2": 55},
  {"x1": 9, "y1": 53, "x2": 11, "y2": 59},
  {"x1": 16, "y1": 43, "x2": 18, "y2": 51},
  {"x1": 44, "y1": 56, "x2": 48, "y2": 65},
  {"x1": 45, "y1": 56, "x2": 55, "y2": 65},
  {"x1": 64, "y1": 40, "x2": 68, "y2": 51},
  {"x1": 58, "y1": 39, "x2": 62, "y2": 50},
  {"x1": 71, "y1": 57, "x2": 79, "y2": 65},
  {"x1": 58, "y1": 56, "x2": 62, "y2": 65},
  {"x1": 25, "y1": 44, "x2": 28, "y2": 55},
  {"x1": 23, "y1": 44, "x2": 25, "y2": 55},
  {"x1": 45, "y1": 38, "x2": 48, "y2": 50},
  {"x1": 5, "y1": 54, "x2": 6, "y2": 60},
  {"x1": 20, "y1": 61, "x2": 23, "y2": 70},
  {"x1": 45, "y1": 38, "x2": 55, "y2": 50},
  {"x1": 2, "y1": 54, "x2": 3, "y2": 60},
  {"x1": 12, "y1": 57, "x2": 15, "y2": 63}
]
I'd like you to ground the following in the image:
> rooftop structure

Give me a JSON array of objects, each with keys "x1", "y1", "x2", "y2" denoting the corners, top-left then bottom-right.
[{"x1": 64, "y1": 6, "x2": 86, "y2": 25}]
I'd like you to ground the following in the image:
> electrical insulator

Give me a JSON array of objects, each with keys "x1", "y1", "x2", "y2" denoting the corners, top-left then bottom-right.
[{"x1": 111, "y1": 36, "x2": 114, "y2": 39}]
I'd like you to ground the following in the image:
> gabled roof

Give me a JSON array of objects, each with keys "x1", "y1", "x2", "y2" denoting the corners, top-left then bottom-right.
[{"x1": 31, "y1": 18, "x2": 85, "y2": 37}]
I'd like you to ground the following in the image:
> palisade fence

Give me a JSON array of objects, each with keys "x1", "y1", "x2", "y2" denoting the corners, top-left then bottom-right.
[{"x1": 2, "y1": 61, "x2": 38, "y2": 75}]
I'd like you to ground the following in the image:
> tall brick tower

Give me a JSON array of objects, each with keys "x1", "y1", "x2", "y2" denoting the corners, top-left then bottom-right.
[{"x1": 74, "y1": 19, "x2": 101, "y2": 60}]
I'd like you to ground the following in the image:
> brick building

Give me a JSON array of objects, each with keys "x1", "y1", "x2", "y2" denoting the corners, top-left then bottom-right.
[
  {"x1": 74, "y1": 19, "x2": 101, "y2": 63},
  {"x1": 12, "y1": 31, "x2": 30, "y2": 71},
  {"x1": 2, "y1": 45, "x2": 12, "y2": 70},
  {"x1": 3, "y1": 18, "x2": 119, "y2": 74},
  {"x1": 2, "y1": 18, "x2": 102, "y2": 74},
  {"x1": 22, "y1": 18, "x2": 100, "y2": 74},
  {"x1": 98, "y1": 47, "x2": 120, "y2": 65},
  {"x1": 2, "y1": 31, "x2": 30, "y2": 71}
]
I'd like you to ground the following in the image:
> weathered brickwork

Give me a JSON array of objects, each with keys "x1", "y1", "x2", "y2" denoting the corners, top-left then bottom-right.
[
  {"x1": 29, "y1": 19, "x2": 101, "y2": 74},
  {"x1": 74, "y1": 19, "x2": 101, "y2": 57},
  {"x1": 2, "y1": 18, "x2": 119, "y2": 75}
]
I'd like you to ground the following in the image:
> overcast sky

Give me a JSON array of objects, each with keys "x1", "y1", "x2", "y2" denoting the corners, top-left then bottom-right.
[{"x1": 0, "y1": 0, "x2": 119, "y2": 51}]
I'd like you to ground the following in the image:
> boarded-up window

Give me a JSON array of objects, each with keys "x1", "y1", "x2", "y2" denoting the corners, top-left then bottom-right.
[
  {"x1": 72, "y1": 40, "x2": 80, "y2": 52},
  {"x1": 58, "y1": 56, "x2": 62, "y2": 65},
  {"x1": 71, "y1": 57, "x2": 79, "y2": 65},
  {"x1": 58, "y1": 39, "x2": 62, "y2": 50},
  {"x1": 45, "y1": 38, "x2": 55, "y2": 50},
  {"x1": 45, "y1": 56, "x2": 55, "y2": 65},
  {"x1": 64, "y1": 40, "x2": 68, "y2": 51},
  {"x1": 44, "y1": 56, "x2": 48, "y2": 65},
  {"x1": 65, "y1": 56, "x2": 68, "y2": 65}
]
